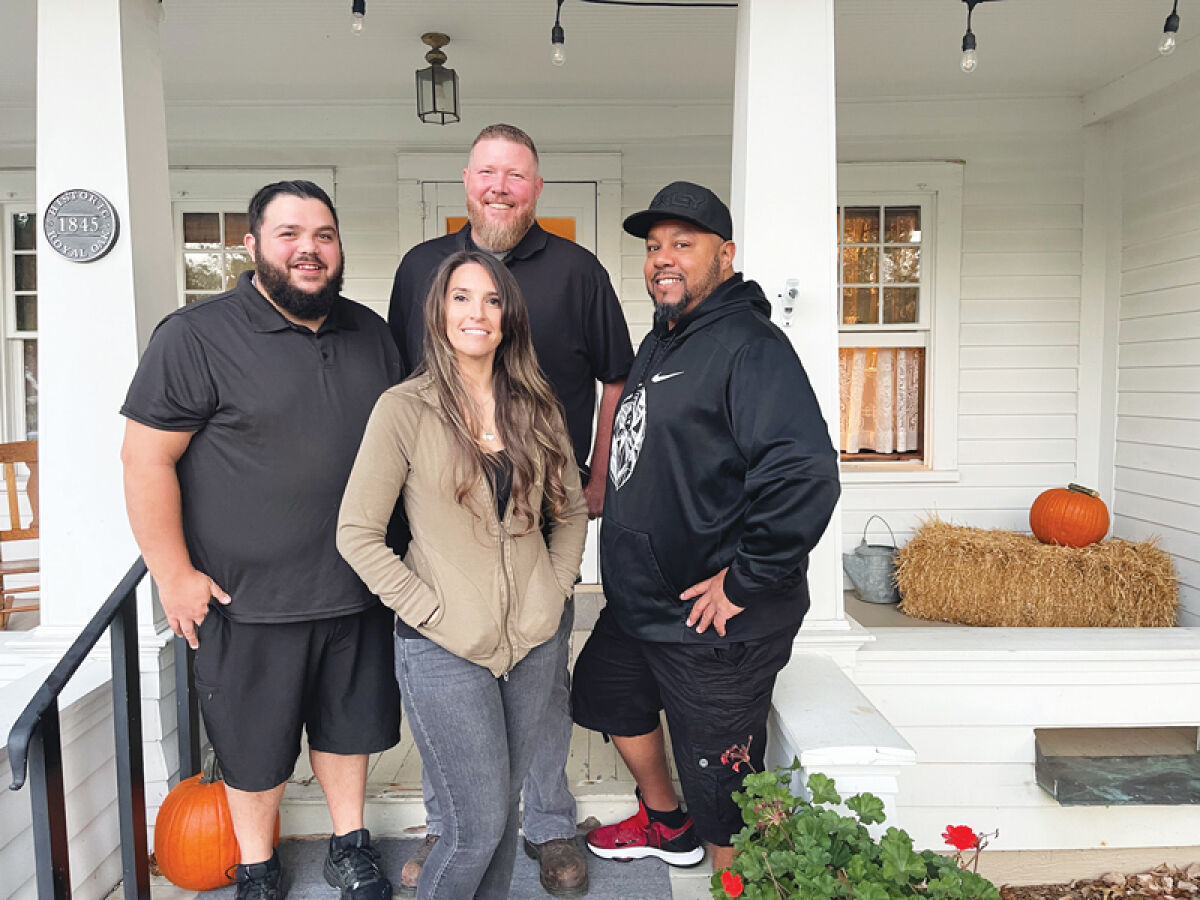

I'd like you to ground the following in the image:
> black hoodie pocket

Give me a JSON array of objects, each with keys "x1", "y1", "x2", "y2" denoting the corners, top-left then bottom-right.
[{"x1": 600, "y1": 521, "x2": 680, "y2": 618}]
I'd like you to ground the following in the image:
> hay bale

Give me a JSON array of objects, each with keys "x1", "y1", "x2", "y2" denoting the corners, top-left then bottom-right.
[{"x1": 894, "y1": 519, "x2": 1178, "y2": 627}]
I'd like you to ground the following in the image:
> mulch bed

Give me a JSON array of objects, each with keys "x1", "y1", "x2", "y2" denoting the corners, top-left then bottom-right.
[{"x1": 1000, "y1": 864, "x2": 1200, "y2": 899}]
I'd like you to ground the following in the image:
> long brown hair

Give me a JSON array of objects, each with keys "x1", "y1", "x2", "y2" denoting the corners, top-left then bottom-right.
[{"x1": 419, "y1": 250, "x2": 571, "y2": 531}]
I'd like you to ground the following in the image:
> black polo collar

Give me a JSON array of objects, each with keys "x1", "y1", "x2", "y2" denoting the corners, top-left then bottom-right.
[
  {"x1": 233, "y1": 271, "x2": 358, "y2": 334},
  {"x1": 454, "y1": 222, "x2": 549, "y2": 262}
]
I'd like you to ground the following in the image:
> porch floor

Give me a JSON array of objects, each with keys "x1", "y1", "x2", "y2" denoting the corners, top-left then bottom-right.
[{"x1": 275, "y1": 603, "x2": 712, "y2": 898}]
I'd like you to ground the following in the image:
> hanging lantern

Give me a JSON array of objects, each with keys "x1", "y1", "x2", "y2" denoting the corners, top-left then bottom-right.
[{"x1": 416, "y1": 32, "x2": 460, "y2": 126}]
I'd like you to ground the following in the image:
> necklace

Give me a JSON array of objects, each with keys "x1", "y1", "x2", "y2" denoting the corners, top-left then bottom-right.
[{"x1": 481, "y1": 430, "x2": 496, "y2": 442}]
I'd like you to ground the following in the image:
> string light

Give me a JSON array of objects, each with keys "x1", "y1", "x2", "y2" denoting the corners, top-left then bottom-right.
[
  {"x1": 959, "y1": 0, "x2": 1004, "y2": 73},
  {"x1": 1160, "y1": 0, "x2": 1181, "y2": 54},
  {"x1": 552, "y1": 0, "x2": 566, "y2": 66}
]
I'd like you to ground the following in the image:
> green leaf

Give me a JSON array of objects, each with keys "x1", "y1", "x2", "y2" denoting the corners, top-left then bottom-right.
[
  {"x1": 846, "y1": 791, "x2": 887, "y2": 825},
  {"x1": 878, "y1": 828, "x2": 926, "y2": 883},
  {"x1": 853, "y1": 884, "x2": 890, "y2": 900},
  {"x1": 807, "y1": 772, "x2": 841, "y2": 805}
]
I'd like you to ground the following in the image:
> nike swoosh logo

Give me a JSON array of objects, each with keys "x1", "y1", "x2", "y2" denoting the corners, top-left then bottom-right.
[{"x1": 650, "y1": 371, "x2": 684, "y2": 383}]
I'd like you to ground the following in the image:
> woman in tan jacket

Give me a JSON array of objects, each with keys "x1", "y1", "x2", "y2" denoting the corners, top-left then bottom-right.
[{"x1": 338, "y1": 250, "x2": 587, "y2": 899}]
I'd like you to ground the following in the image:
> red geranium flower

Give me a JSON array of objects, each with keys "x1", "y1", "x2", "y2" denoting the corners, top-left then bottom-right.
[
  {"x1": 720, "y1": 869, "x2": 745, "y2": 897},
  {"x1": 942, "y1": 825, "x2": 978, "y2": 851}
]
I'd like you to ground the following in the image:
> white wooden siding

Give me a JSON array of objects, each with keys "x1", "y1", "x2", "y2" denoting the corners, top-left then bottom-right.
[
  {"x1": 1115, "y1": 77, "x2": 1200, "y2": 626},
  {"x1": 850, "y1": 628, "x2": 1200, "y2": 850},
  {"x1": 335, "y1": 161, "x2": 403, "y2": 317}
]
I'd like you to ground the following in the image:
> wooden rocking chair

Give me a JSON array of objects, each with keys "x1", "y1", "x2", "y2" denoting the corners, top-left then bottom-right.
[{"x1": 0, "y1": 440, "x2": 39, "y2": 629}]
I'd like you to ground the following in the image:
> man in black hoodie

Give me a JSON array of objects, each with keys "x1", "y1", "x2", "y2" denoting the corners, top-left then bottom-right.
[{"x1": 572, "y1": 182, "x2": 841, "y2": 873}]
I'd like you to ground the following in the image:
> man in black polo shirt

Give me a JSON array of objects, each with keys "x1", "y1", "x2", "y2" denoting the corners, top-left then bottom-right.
[
  {"x1": 121, "y1": 181, "x2": 401, "y2": 900},
  {"x1": 388, "y1": 124, "x2": 633, "y2": 897}
]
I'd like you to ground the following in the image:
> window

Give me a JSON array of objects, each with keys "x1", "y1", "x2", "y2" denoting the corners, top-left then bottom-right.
[
  {"x1": 179, "y1": 210, "x2": 252, "y2": 304},
  {"x1": 3, "y1": 207, "x2": 37, "y2": 439},
  {"x1": 838, "y1": 202, "x2": 927, "y2": 462},
  {"x1": 837, "y1": 163, "x2": 962, "y2": 477}
]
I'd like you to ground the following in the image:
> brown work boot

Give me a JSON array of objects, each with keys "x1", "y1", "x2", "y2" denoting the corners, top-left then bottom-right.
[
  {"x1": 523, "y1": 837, "x2": 589, "y2": 897},
  {"x1": 398, "y1": 833, "x2": 438, "y2": 896}
]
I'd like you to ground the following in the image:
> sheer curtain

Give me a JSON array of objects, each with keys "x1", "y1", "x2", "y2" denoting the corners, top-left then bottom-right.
[{"x1": 839, "y1": 348, "x2": 921, "y2": 454}]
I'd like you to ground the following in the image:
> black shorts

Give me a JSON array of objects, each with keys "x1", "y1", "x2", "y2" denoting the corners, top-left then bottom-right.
[
  {"x1": 571, "y1": 608, "x2": 797, "y2": 846},
  {"x1": 192, "y1": 602, "x2": 401, "y2": 792}
]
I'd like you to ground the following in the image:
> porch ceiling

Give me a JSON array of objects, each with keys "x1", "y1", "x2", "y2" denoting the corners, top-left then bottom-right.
[{"x1": 1, "y1": 1, "x2": 1191, "y2": 108}]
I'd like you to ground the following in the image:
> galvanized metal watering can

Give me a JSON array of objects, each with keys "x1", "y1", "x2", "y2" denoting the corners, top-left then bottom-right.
[{"x1": 842, "y1": 515, "x2": 900, "y2": 604}]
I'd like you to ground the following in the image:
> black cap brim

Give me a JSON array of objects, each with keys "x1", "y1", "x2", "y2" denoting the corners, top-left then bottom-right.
[{"x1": 623, "y1": 210, "x2": 730, "y2": 242}]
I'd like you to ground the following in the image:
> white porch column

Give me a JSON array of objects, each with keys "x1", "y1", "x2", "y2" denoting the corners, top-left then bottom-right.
[
  {"x1": 36, "y1": 0, "x2": 176, "y2": 630},
  {"x1": 730, "y1": 0, "x2": 847, "y2": 633},
  {"x1": 30, "y1": 0, "x2": 181, "y2": 870}
]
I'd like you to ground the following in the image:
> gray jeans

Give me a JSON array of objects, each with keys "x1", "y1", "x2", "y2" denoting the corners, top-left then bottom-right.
[
  {"x1": 421, "y1": 599, "x2": 577, "y2": 844},
  {"x1": 396, "y1": 620, "x2": 564, "y2": 899}
]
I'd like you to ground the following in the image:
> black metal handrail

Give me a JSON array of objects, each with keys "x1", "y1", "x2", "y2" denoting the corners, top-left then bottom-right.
[{"x1": 4, "y1": 557, "x2": 198, "y2": 900}]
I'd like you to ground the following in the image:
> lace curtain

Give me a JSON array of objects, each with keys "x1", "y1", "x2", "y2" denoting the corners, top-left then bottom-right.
[{"x1": 839, "y1": 348, "x2": 921, "y2": 454}]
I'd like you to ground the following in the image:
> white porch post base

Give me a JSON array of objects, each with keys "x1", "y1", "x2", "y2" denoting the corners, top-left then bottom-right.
[{"x1": 767, "y1": 654, "x2": 916, "y2": 835}]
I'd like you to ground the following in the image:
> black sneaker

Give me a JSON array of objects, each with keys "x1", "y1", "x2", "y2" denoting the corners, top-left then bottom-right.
[
  {"x1": 324, "y1": 828, "x2": 392, "y2": 900},
  {"x1": 234, "y1": 851, "x2": 283, "y2": 900}
]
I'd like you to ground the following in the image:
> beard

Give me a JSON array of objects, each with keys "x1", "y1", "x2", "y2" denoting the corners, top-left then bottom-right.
[
  {"x1": 255, "y1": 254, "x2": 344, "y2": 321},
  {"x1": 650, "y1": 254, "x2": 724, "y2": 328},
  {"x1": 466, "y1": 194, "x2": 538, "y2": 253}
]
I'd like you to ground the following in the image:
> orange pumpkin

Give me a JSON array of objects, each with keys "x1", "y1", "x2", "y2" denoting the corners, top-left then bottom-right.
[
  {"x1": 1030, "y1": 483, "x2": 1109, "y2": 548},
  {"x1": 154, "y1": 754, "x2": 280, "y2": 890}
]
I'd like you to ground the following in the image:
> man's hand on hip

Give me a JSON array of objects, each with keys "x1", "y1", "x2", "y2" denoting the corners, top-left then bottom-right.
[
  {"x1": 681, "y1": 567, "x2": 743, "y2": 637},
  {"x1": 159, "y1": 569, "x2": 231, "y2": 649}
]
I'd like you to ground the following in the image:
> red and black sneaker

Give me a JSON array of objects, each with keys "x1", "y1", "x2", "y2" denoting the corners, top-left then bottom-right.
[{"x1": 585, "y1": 794, "x2": 705, "y2": 867}]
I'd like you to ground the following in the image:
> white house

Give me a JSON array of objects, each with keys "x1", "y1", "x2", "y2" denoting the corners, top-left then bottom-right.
[{"x1": 1, "y1": 0, "x2": 1198, "y2": 897}]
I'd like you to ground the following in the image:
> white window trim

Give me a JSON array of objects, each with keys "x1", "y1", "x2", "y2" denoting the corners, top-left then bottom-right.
[
  {"x1": 169, "y1": 168, "x2": 336, "y2": 307},
  {"x1": 837, "y1": 162, "x2": 963, "y2": 481},
  {"x1": 395, "y1": 152, "x2": 623, "y2": 300},
  {"x1": 0, "y1": 169, "x2": 36, "y2": 442}
]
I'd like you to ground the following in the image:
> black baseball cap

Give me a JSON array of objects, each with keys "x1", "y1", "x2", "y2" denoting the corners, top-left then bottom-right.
[{"x1": 623, "y1": 181, "x2": 733, "y2": 242}]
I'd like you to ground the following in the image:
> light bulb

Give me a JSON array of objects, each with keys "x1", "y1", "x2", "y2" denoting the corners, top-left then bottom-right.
[
  {"x1": 352, "y1": 12, "x2": 364, "y2": 33},
  {"x1": 961, "y1": 48, "x2": 978, "y2": 72},
  {"x1": 551, "y1": 23, "x2": 566, "y2": 67},
  {"x1": 1160, "y1": 31, "x2": 1177, "y2": 54}
]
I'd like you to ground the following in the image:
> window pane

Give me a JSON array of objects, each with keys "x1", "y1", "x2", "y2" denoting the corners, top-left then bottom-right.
[
  {"x1": 224, "y1": 212, "x2": 249, "y2": 247},
  {"x1": 838, "y1": 346, "x2": 924, "y2": 459},
  {"x1": 14, "y1": 254, "x2": 36, "y2": 291},
  {"x1": 883, "y1": 247, "x2": 920, "y2": 283},
  {"x1": 883, "y1": 288, "x2": 919, "y2": 324},
  {"x1": 183, "y1": 213, "x2": 221, "y2": 248},
  {"x1": 843, "y1": 207, "x2": 879, "y2": 243},
  {"x1": 23, "y1": 340, "x2": 38, "y2": 440},
  {"x1": 184, "y1": 252, "x2": 223, "y2": 290},
  {"x1": 15, "y1": 295, "x2": 36, "y2": 331},
  {"x1": 184, "y1": 292, "x2": 218, "y2": 305},
  {"x1": 842, "y1": 246, "x2": 878, "y2": 284},
  {"x1": 884, "y1": 206, "x2": 921, "y2": 243},
  {"x1": 13, "y1": 212, "x2": 36, "y2": 250},
  {"x1": 225, "y1": 252, "x2": 253, "y2": 288},
  {"x1": 842, "y1": 288, "x2": 878, "y2": 325}
]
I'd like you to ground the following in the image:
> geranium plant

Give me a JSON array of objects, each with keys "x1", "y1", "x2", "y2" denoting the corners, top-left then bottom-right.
[{"x1": 711, "y1": 746, "x2": 1001, "y2": 900}]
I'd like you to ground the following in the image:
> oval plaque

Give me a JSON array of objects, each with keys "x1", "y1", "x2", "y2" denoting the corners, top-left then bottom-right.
[{"x1": 43, "y1": 189, "x2": 120, "y2": 263}]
